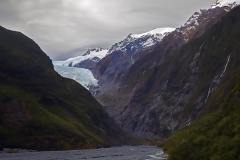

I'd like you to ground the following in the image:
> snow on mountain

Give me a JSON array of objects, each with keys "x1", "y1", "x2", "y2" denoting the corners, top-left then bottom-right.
[
  {"x1": 54, "y1": 28, "x2": 175, "y2": 90},
  {"x1": 54, "y1": 48, "x2": 108, "y2": 67},
  {"x1": 108, "y1": 27, "x2": 175, "y2": 55},
  {"x1": 184, "y1": 12, "x2": 201, "y2": 26},
  {"x1": 178, "y1": 0, "x2": 240, "y2": 42},
  {"x1": 130, "y1": 27, "x2": 175, "y2": 38},
  {"x1": 54, "y1": 65, "x2": 98, "y2": 90},
  {"x1": 54, "y1": 28, "x2": 175, "y2": 70},
  {"x1": 92, "y1": 27, "x2": 176, "y2": 87},
  {"x1": 211, "y1": 0, "x2": 240, "y2": 9}
]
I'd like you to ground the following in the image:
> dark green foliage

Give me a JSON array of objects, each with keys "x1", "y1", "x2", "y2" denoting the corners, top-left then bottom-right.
[
  {"x1": 0, "y1": 26, "x2": 125, "y2": 150},
  {"x1": 164, "y1": 80, "x2": 240, "y2": 160},
  {"x1": 164, "y1": 6, "x2": 240, "y2": 160}
]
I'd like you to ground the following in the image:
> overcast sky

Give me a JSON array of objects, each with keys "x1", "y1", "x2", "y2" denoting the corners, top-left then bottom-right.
[{"x1": 0, "y1": 0, "x2": 216, "y2": 60}]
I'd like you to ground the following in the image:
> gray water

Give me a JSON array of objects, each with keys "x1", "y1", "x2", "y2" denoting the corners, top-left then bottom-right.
[{"x1": 0, "y1": 146, "x2": 167, "y2": 160}]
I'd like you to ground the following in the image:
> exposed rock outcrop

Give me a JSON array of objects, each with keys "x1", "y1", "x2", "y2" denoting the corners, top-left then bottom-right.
[{"x1": 93, "y1": 2, "x2": 240, "y2": 139}]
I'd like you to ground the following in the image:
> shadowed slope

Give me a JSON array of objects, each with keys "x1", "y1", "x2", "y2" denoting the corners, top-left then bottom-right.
[{"x1": 0, "y1": 26, "x2": 127, "y2": 151}]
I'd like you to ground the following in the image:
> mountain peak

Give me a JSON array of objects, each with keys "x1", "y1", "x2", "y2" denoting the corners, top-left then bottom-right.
[
  {"x1": 83, "y1": 47, "x2": 107, "y2": 56},
  {"x1": 130, "y1": 27, "x2": 175, "y2": 39},
  {"x1": 211, "y1": 0, "x2": 240, "y2": 9},
  {"x1": 108, "y1": 27, "x2": 175, "y2": 54},
  {"x1": 53, "y1": 48, "x2": 108, "y2": 67},
  {"x1": 179, "y1": 0, "x2": 239, "y2": 42}
]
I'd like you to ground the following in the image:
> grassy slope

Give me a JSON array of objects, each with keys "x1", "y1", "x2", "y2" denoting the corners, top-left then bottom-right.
[
  {"x1": 0, "y1": 26, "x2": 125, "y2": 150},
  {"x1": 163, "y1": 6, "x2": 240, "y2": 160}
]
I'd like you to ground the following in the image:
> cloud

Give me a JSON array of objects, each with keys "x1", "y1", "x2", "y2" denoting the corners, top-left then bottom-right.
[{"x1": 0, "y1": 0, "x2": 216, "y2": 60}]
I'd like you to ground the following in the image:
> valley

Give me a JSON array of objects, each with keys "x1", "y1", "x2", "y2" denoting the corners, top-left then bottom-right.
[
  {"x1": 1, "y1": 0, "x2": 240, "y2": 159},
  {"x1": 54, "y1": 0, "x2": 240, "y2": 140}
]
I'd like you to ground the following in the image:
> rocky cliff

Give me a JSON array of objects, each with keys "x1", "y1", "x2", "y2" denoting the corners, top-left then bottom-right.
[
  {"x1": 164, "y1": 6, "x2": 240, "y2": 160},
  {"x1": 94, "y1": 1, "x2": 240, "y2": 139}
]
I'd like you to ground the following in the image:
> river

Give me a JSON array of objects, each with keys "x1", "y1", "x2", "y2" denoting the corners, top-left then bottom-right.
[{"x1": 0, "y1": 146, "x2": 167, "y2": 160}]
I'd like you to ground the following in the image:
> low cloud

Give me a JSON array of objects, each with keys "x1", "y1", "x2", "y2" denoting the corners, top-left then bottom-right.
[{"x1": 0, "y1": 0, "x2": 216, "y2": 60}]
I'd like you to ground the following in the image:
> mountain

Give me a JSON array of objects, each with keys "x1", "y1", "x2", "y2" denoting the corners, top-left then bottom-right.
[
  {"x1": 0, "y1": 26, "x2": 127, "y2": 151},
  {"x1": 54, "y1": 47, "x2": 108, "y2": 70},
  {"x1": 54, "y1": 28, "x2": 175, "y2": 91},
  {"x1": 92, "y1": 27, "x2": 175, "y2": 86},
  {"x1": 92, "y1": 0, "x2": 239, "y2": 88},
  {"x1": 93, "y1": 0, "x2": 240, "y2": 139},
  {"x1": 164, "y1": 6, "x2": 240, "y2": 159},
  {"x1": 121, "y1": 0, "x2": 238, "y2": 76}
]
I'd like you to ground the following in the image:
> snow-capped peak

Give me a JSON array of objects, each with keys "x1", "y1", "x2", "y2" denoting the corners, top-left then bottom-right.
[
  {"x1": 53, "y1": 48, "x2": 108, "y2": 67},
  {"x1": 211, "y1": 0, "x2": 240, "y2": 9},
  {"x1": 130, "y1": 27, "x2": 175, "y2": 38},
  {"x1": 108, "y1": 27, "x2": 176, "y2": 56},
  {"x1": 83, "y1": 47, "x2": 106, "y2": 56}
]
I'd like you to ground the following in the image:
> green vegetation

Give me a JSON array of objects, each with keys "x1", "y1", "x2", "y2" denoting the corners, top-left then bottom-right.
[
  {"x1": 164, "y1": 77, "x2": 240, "y2": 160},
  {"x1": 0, "y1": 26, "x2": 125, "y2": 150},
  {"x1": 163, "y1": 6, "x2": 240, "y2": 160}
]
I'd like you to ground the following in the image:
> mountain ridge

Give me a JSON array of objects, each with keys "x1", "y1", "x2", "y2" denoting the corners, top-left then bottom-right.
[
  {"x1": 48, "y1": 0, "x2": 240, "y2": 142},
  {"x1": 163, "y1": 7, "x2": 240, "y2": 159},
  {"x1": 92, "y1": 0, "x2": 240, "y2": 139},
  {"x1": 92, "y1": 27, "x2": 175, "y2": 86},
  {"x1": 211, "y1": 0, "x2": 240, "y2": 8},
  {"x1": 54, "y1": 27, "x2": 175, "y2": 89}
]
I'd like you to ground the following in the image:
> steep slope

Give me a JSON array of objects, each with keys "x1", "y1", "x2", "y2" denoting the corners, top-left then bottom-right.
[
  {"x1": 95, "y1": 1, "x2": 240, "y2": 139},
  {"x1": 164, "y1": 6, "x2": 240, "y2": 160},
  {"x1": 0, "y1": 26, "x2": 127, "y2": 151},
  {"x1": 164, "y1": 77, "x2": 240, "y2": 160},
  {"x1": 163, "y1": 8, "x2": 240, "y2": 159},
  {"x1": 122, "y1": 1, "x2": 236, "y2": 83},
  {"x1": 123, "y1": 4, "x2": 240, "y2": 138}
]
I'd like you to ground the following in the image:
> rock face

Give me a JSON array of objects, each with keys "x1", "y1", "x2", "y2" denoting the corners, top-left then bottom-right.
[
  {"x1": 93, "y1": 1, "x2": 240, "y2": 139},
  {"x1": 163, "y1": 7, "x2": 240, "y2": 160}
]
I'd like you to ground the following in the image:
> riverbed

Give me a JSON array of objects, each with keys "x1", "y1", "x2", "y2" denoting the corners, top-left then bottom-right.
[{"x1": 0, "y1": 146, "x2": 167, "y2": 160}]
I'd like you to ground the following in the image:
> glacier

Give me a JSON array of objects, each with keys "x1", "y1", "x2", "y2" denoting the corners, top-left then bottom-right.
[{"x1": 54, "y1": 65, "x2": 98, "y2": 90}]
